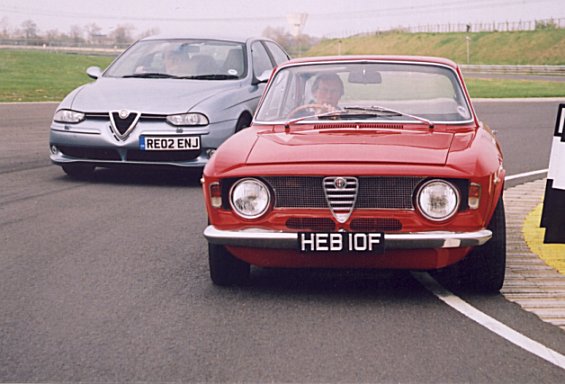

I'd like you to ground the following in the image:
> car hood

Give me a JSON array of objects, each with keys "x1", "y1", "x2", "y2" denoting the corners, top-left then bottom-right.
[
  {"x1": 246, "y1": 128, "x2": 455, "y2": 165},
  {"x1": 69, "y1": 77, "x2": 239, "y2": 113}
]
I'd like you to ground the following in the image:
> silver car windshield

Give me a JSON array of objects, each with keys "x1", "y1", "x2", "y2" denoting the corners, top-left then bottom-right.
[
  {"x1": 254, "y1": 61, "x2": 473, "y2": 124},
  {"x1": 104, "y1": 39, "x2": 246, "y2": 80}
]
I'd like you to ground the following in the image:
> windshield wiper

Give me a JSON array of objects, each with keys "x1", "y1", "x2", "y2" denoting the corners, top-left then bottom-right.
[
  {"x1": 177, "y1": 74, "x2": 240, "y2": 80},
  {"x1": 122, "y1": 73, "x2": 177, "y2": 79},
  {"x1": 343, "y1": 105, "x2": 434, "y2": 128}
]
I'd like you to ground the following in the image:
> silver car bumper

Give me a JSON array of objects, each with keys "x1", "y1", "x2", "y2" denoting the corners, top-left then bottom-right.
[
  {"x1": 49, "y1": 118, "x2": 236, "y2": 168},
  {"x1": 204, "y1": 225, "x2": 492, "y2": 250}
]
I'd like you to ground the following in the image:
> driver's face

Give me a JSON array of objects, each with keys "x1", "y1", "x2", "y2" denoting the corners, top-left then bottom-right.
[{"x1": 313, "y1": 79, "x2": 343, "y2": 106}]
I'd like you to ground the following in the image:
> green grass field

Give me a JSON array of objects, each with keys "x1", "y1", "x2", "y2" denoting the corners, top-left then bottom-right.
[
  {"x1": 465, "y1": 78, "x2": 565, "y2": 98},
  {"x1": 307, "y1": 29, "x2": 565, "y2": 65},
  {"x1": 0, "y1": 49, "x2": 113, "y2": 102},
  {"x1": 0, "y1": 43, "x2": 564, "y2": 102}
]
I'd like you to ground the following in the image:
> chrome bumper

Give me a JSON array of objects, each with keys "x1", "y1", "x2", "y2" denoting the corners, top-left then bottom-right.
[{"x1": 204, "y1": 226, "x2": 492, "y2": 250}]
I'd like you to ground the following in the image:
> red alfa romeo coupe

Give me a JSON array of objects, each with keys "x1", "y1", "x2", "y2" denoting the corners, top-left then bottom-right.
[{"x1": 202, "y1": 56, "x2": 506, "y2": 292}]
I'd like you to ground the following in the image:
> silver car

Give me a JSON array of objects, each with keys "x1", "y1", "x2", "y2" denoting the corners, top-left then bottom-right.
[{"x1": 49, "y1": 35, "x2": 289, "y2": 178}]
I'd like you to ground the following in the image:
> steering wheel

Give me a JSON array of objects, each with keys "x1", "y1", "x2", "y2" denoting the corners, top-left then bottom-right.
[{"x1": 287, "y1": 103, "x2": 334, "y2": 119}]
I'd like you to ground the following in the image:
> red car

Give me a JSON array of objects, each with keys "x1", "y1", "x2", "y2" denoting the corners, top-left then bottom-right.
[{"x1": 202, "y1": 56, "x2": 506, "y2": 292}]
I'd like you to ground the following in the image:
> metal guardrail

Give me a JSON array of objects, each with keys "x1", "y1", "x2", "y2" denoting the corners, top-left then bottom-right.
[
  {"x1": 0, "y1": 44, "x2": 122, "y2": 56},
  {"x1": 461, "y1": 65, "x2": 565, "y2": 76}
]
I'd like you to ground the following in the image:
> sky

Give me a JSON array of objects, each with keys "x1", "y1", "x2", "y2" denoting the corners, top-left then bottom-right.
[{"x1": 0, "y1": 0, "x2": 563, "y2": 39}]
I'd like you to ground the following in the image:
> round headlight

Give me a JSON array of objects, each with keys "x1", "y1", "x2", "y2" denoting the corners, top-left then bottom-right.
[
  {"x1": 230, "y1": 178, "x2": 271, "y2": 219},
  {"x1": 416, "y1": 180, "x2": 460, "y2": 221}
]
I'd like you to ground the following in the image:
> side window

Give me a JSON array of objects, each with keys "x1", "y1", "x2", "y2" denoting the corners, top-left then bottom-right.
[
  {"x1": 264, "y1": 41, "x2": 290, "y2": 65},
  {"x1": 251, "y1": 42, "x2": 273, "y2": 78}
]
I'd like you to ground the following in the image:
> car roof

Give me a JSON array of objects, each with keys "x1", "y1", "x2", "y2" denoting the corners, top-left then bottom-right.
[
  {"x1": 139, "y1": 34, "x2": 265, "y2": 44},
  {"x1": 280, "y1": 55, "x2": 459, "y2": 69}
]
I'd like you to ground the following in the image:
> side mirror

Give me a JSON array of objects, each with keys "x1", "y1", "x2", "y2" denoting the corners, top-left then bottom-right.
[
  {"x1": 86, "y1": 66, "x2": 102, "y2": 80},
  {"x1": 252, "y1": 69, "x2": 272, "y2": 85}
]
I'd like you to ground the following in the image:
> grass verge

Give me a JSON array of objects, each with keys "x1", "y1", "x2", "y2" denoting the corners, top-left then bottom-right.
[
  {"x1": 465, "y1": 78, "x2": 565, "y2": 98},
  {"x1": 0, "y1": 49, "x2": 113, "y2": 102}
]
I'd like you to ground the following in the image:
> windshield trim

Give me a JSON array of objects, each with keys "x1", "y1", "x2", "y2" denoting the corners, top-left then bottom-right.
[
  {"x1": 253, "y1": 118, "x2": 474, "y2": 126},
  {"x1": 253, "y1": 59, "x2": 475, "y2": 126}
]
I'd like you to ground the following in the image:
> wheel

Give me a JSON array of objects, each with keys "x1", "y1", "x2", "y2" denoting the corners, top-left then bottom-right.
[
  {"x1": 445, "y1": 196, "x2": 506, "y2": 293},
  {"x1": 235, "y1": 114, "x2": 252, "y2": 133},
  {"x1": 61, "y1": 164, "x2": 95, "y2": 179},
  {"x1": 208, "y1": 243, "x2": 250, "y2": 286}
]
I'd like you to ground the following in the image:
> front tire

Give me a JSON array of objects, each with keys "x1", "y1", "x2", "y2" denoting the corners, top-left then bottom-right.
[
  {"x1": 235, "y1": 114, "x2": 252, "y2": 133},
  {"x1": 62, "y1": 164, "x2": 95, "y2": 179},
  {"x1": 436, "y1": 196, "x2": 506, "y2": 293},
  {"x1": 208, "y1": 243, "x2": 250, "y2": 286}
]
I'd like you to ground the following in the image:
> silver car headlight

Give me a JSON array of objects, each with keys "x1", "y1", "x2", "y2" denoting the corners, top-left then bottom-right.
[
  {"x1": 166, "y1": 113, "x2": 209, "y2": 126},
  {"x1": 53, "y1": 109, "x2": 85, "y2": 123},
  {"x1": 230, "y1": 178, "x2": 271, "y2": 219},
  {"x1": 416, "y1": 179, "x2": 460, "y2": 221}
]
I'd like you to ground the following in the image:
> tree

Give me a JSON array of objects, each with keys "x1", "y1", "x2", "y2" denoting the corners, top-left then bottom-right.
[
  {"x1": 262, "y1": 26, "x2": 293, "y2": 51},
  {"x1": 84, "y1": 22, "x2": 102, "y2": 44},
  {"x1": 0, "y1": 17, "x2": 10, "y2": 38},
  {"x1": 69, "y1": 25, "x2": 84, "y2": 45},
  {"x1": 45, "y1": 29, "x2": 61, "y2": 45},
  {"x1": 109, "y1": 24, "x2": 135, "y2": 47},
  {"x1": 262, "y1": 26, "x2": 320, "y2": 57},
  {"x1": 137, "y1": 27, "x2": 160, "y2": 39},
  {"x1": 21, "y1": 19, "x2": 38, "y2": 42}
]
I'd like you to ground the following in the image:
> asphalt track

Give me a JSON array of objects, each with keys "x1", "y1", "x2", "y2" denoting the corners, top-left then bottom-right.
[{"x1": 1, "y1": 100, "x2": 565, "y2": 382}]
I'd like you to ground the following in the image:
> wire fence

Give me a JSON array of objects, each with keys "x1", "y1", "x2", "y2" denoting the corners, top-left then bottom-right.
[
  {"x1": 326, "y1": 17, "x2": 565, "y2": 38},
  {"x1": 407, "y1": 18, "x2": 565, "y2": 33}
]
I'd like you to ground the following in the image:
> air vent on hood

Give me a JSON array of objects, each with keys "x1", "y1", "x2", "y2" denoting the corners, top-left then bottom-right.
[{"x1": 313, "y1": 123, "x2": 404, "y2": 130}]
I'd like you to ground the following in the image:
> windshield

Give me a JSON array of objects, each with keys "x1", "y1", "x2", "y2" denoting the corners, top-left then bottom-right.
[
  {"x1": 104, "y1": 39, "x2": 246, "y2": 80},
  {"x1": 254, "y1": 61, "x2": 473, "y2": 124}
]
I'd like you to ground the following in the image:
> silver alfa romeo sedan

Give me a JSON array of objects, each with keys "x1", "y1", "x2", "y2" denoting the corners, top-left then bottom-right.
[{"x1": 49, "y1": 35, "x2": 289, "y2": 178}]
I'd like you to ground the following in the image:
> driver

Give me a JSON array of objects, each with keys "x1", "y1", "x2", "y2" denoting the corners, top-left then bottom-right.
[
  {"x1": 311, "y1": 73, "x2": 344, "y2": 109},
  {"x1": 288, "y1": 73, "x2": 345, "y2": 118},
  {"x1": 164, "y1": 49, "x2": 189, "y2": 75}
]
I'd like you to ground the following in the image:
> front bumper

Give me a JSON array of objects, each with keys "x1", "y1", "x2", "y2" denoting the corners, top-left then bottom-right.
[
  {"x1": 204, "y1": 225, "x2": 492, "y2": 249},
  {"x1": 49, "y1": 117, "x2": 236, "y2": 168}
]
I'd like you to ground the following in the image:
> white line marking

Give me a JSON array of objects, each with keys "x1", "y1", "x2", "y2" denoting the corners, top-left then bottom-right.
[
  {"x1": 506, "y1": 169, "x2": 548, "y2": 181},
  {"x1": 412, "y1": 271, "x2": 565, "y2": 371}
]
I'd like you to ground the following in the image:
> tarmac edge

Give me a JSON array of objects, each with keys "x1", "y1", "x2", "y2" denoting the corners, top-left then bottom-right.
[{"x1": 503, "y1": 178, "x2": 565, "y2": 331}]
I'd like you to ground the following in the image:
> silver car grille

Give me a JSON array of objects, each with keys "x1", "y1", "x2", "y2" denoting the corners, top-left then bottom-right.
[
  {"x1": 263, "y1": 176, "x2": 424, "y2": 211},
  {"x1": 323, "y1": 177, "x2": 359, "y2": 223}
]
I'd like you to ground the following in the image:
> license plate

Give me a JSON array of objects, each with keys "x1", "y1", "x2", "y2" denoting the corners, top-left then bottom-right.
[
  {"x1": 139, "y1": 136, "x2": 200, "y2": 151},
  {"x1": 298, "y1": 232, "x2": 384, "y2": 252}
]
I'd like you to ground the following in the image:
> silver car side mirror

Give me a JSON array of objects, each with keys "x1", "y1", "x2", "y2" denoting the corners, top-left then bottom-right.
[
  {"x1": 86, "y1": 66, "x2": 102, "y2": 80},
  {"x1": 253, "y1": 69, "x2": 272, "y2": 85}
]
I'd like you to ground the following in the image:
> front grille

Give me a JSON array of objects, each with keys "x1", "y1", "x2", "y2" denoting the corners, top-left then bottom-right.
[
  {"x1": 264, "y1": 176, "x2": 424, "y2": 210},
  {"x1": 286, "y1": 218, "x2": 336, "y2": 232},
  {"x1": 357, "y1": 177, "x2": 421, "y2": 209},
  {"x1": 126, "y1": 149, "x2": 200, "y2": 162},
  {"x1": 84, "y1": 112, "x2": 167, "y2": 122},
  {"x1": 58, "y1": 146, "x2": 121, "y2": 161},
  {"x1": 265, "y1": 177, "x2": 327, "y2": 208},
  {"x1": 323, "y1": 176, "x2": 358, "y2": 223},
  {"x1": 350, "y1": 218, "x2": 403, "y2": 232}
]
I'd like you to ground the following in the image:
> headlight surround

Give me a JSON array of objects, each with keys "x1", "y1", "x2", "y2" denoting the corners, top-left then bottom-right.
[
  {"x1": 230, "y1": 178, "x2": 271, "y2": 219},
  {"x1": 166, "y1": 113, "x2": 209, "y2": 126},
  {"x1": 416, "y1": 179, "x2": 460, "y2": 221},
  {"x1": 53, "y1": 109, "x2": 85, "y2": 123}
]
